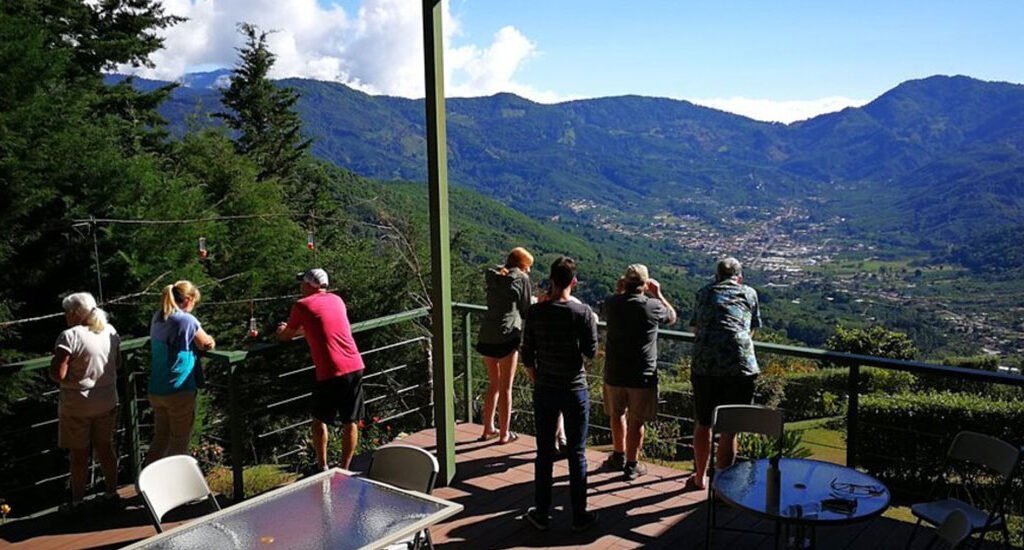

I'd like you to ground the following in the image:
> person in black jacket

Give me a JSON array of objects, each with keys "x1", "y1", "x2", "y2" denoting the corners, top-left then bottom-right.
[{"x1": 521, "y1": 256, "x2": 599, "y2": 533}]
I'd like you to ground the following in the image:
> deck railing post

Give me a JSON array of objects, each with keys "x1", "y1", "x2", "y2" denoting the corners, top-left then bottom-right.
[
  {"x1": 422, "y1": 0, "x2": 456, "y2": 486},
  {"x1": 463, "y1": 310, "x2": 473, "y2": 424},
  {"x1": 124, "y1": 350, "x2": 142, "y2": 480},
  {"x1": 846, "y1": 363, "x2": 860, "y2": 468},
  {"x1": 228, "y1": 358, "x2": 245, "y2": 502}
]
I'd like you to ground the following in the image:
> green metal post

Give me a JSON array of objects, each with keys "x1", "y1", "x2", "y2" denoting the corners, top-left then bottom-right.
[
  {"x1": 124, "y1": 351, "x2": 141, "y2": 480},
  {"x1": 422, "y1": 0, "x2": 456, "y2": 486},
  {"x1": 463, "y1": 310, "x2": 473, "y2": 423},
  {"x1": 228, "y1": 358, "x2": 246, "y2": 501},
  {"x1": 846, "y1": 364, "x2": 860, "y2": 468}
]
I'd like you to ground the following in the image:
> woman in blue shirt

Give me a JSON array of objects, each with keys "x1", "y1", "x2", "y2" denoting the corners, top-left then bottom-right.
[{"x1": 145, "y1": 280, "x2": 215, "y2": 465}]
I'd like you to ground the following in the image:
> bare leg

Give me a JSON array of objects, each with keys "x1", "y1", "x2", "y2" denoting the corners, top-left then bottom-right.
[
  {"x1": 95, "y1": 441, "x2": 119, "y2": 495},
  {"x1": 555, "y1": 414, "x2": 566, "y2": 448},
  {"x1": 497, "y1": 351, "x2": 518, "y2": 441},
  {"x1": 625, "y1": 417, "x2": 645, "y2": 463},
  {"x1": 716, "y1": 432, "x2": 738, "y2": 469},
  {"x1": 69, "y1": 448, "x2": 90, "y2": 503},
  {"x1": 693, "y1": 423, "x2": 712, "y2": 489},
  {"x1": 480, "y1": 356, "x2": 500, "y2": 437},
  {"x1": 312, "y1": 418, "x2": 329, "y2": 470},
  {"x1": 340, "y1": 422, "x2": 358, "y2": 469},
  {"x1": 610, "y1": 412, "x2": 626, "y2": 454}
]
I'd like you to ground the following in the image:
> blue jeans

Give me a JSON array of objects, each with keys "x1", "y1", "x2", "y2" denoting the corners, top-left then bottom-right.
[{"x1": 533, "y1": 385, "x2": 589, "y2": 523}]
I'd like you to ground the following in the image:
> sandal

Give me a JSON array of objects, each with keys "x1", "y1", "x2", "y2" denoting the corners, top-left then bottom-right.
[
  {"x1": 476, "y1": 431, "x2": 500, "y2": 442},
  {"x1": 499, "y1": 431, "x2": 520, "y2": 444}
]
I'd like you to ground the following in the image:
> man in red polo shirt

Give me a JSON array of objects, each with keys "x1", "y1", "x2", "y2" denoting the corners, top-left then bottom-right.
[{"x1": 277, "y1": 268, "x2": 365, "y2": 471}]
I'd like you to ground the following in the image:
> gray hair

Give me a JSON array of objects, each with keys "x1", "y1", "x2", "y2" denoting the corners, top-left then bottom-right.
[
  {"x1": 62, "y1": 292, "x2": 108, "y2": 333},
  {"x1": 716, "y1": 257, "x2": 742, "y2": 281}
]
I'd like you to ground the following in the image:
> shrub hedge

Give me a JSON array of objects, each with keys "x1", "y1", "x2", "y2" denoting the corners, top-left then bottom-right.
[
  {"x1": 780, "y1": 367, "x2": 916, "y2": 420},
  {"x1": 857, "y1": 391, "x2": 1024, "y2": 498}
]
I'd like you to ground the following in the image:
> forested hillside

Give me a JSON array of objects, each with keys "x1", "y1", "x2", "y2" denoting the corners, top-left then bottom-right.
[{"x1": 144, "y1": 72, "x2": 1024, "y2": 248}]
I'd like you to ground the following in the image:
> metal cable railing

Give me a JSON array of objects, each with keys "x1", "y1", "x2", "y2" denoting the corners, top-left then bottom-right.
[{"x1": 3, "y1": 303, "x2": 1023, "y2": 514}]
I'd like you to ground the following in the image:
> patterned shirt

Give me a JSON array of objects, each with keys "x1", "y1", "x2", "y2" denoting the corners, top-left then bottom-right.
[
  {"x1": 521, "y1": 299, "x2": 598, "y2": 391},
  {"x1": 689, "y1": 278, "x2": 761, "y2": 376}
]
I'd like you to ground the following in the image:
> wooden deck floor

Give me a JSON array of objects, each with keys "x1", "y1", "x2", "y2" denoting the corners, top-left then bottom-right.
[{"x1": 0, "y1": 422, "x2": 1002, "y2": 549}]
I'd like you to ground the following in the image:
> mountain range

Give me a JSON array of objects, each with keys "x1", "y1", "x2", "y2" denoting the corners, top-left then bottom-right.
[{"x1": 124, "y1": 70, "x2": 1024, "y2": 248}]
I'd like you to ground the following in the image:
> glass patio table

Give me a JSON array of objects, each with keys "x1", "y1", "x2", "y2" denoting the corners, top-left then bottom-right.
[
  {"x1": 124, "y1": 468, "x2": 463, "y2": 550},
  {"x1": 714, "y1": 458, "x2": 890, "y2": 549}
]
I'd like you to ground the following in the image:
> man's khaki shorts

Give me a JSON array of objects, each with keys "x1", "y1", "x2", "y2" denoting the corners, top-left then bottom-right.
[
  {"x1": 603, "y1": 383, "x2": 658, "y2": 422},
  {"x1": 59, "y1": 407, "x2": 118, "y2": 449}
]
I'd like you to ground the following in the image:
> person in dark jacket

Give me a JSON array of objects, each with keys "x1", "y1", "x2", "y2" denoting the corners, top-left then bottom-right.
[
  {"x1": 521, "y1": 256, "x2": 599, "y2": 533},
  {"x1": 476, "y1": 247, "x2": 534, "y2": 444}
]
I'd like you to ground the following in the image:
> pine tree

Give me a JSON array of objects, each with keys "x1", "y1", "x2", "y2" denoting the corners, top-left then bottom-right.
[{"x1": 217, "y1": 23, "x2": 312, "y2": 182}]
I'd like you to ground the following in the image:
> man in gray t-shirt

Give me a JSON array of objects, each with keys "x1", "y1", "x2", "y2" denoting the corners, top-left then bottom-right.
[{"x1": 601, "y1": 264, "x2": 676, "y2": 480}]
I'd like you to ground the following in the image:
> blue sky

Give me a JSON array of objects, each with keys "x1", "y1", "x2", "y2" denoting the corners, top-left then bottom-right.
[
  {"x1": 137, "y1": 0, "x2": 1024, "y2": 122},
  {"x1": 441, "y1": 1, "x2": 1024, "y2": 101}
]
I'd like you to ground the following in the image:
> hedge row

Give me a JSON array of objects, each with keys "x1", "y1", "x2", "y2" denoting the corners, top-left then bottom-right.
[
  {"x1": 779, "y1": 367, "x2": 916, "y2": 420},
  {"x1": 857, "y1": 391, "x2": 1024, "y2": 499}
]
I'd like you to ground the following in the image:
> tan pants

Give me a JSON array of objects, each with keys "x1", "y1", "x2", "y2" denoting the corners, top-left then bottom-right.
[{"x1": 148, "y1": 391, "x2": 196, "y2": 460}]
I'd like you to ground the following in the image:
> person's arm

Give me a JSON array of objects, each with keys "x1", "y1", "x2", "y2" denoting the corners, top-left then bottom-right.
[
  {"x1": 521, "y1": 309, "x2": 537, "y2": 383},
  {"x1": 647, "y1": 278, "x2": 677, "y2": 325},
  {"x1": 749, "y1": 289, "x2": 762, "y2": 338},
  {"x1": 49, "y1": 349, "x2": 71, "y2": 383},
  {"x1": 689, "y1": 289, "x2": 701, "y2": 335},
  {"x1": 276, "y1": 304, "x2": 305, "y2": 341},
  {"x1": 193, "y1": 328, "x2": 215, "y2": 351},
  {"x1": 516, "y1": 275, "x2": 532, "y2": 318},
  {"x1": 580, "y1": 307, "x2": 599, "y2": 359}
]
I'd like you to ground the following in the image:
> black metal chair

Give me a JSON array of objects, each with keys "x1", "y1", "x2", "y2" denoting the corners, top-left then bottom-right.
[
  {"x1": 705, "y1": 404, "x2": 785, "y2": 550},
  {"x1": 905, "y1": 431, "x2": 1021, "y2": 550}
]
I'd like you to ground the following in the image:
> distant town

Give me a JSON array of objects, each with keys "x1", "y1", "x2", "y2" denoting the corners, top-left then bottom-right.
[{"x1": 563, "y1": 198, "x2": 1024, "y2": 362}]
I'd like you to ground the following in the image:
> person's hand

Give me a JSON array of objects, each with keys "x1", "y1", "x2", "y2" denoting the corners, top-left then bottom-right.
[
  {"x1": 646, "y1": 278, "x2": 663, "y2": 297},
  {"x1": 276, "y1": 322, "x2": 288, "y2": 335}
]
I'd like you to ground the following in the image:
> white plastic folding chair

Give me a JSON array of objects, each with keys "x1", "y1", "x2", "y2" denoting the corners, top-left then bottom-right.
[
  {"x1": 367, "y1": 444, "x2": 440, "y2": 550},
  {"x1": 926, "y1": 509, "x2": 972, "y2": 550},
  {"x1": 137, "y1": 455, "x2": 221, "y2": 533},
  {"x1": 905, "y1": 431, "x2": 1020, "y2": 549},
  {"x1": 706, "y1": 404, "x2": 785, "y2": 550}
]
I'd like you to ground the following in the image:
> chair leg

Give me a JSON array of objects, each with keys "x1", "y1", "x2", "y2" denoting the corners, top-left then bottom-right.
[
  {"x1": 705, "y1": 491, "x2": 714, "y2": 550},
  {"x1": 905, "y1": 518, "x2": 922, "y2": 550},
  {"x1": 425, "y1": 528, "x2": 434, "y2": 550}
]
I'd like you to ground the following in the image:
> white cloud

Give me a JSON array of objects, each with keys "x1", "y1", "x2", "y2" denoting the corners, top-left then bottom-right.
[
  {"x1": 686, "y1": 96, "x2": 870, "y2": 124},
  {"x1": 125, "y1": 0, "x2": 569, "y2": 102}
]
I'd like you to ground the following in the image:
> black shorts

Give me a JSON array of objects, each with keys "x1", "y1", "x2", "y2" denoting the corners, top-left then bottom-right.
[
  {"x1": 691, "y1": 374, "x2": 757, "y2": 427},
  {"x1": 475, "y1": 339, "x2": 519, "y2": 359},
  {"x1": 311, "y1": 371, "x2": 365, "y2": 426}
]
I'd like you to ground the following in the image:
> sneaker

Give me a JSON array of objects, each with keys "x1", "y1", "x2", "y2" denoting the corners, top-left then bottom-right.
[
  {"x1": 100, "y1": 492, "x2": 123, "y2": 510},
  {"x1": 624, "y1": 461, "x2": 647, "y2": 481},
  {"x1": 571, "y1": 510, "x2": 599, "y2": 532},
  {"x1": 524, "y1": 507, "x2": 550, "y2": 531},
  {"x1": 603, "y1": 451, "x2": 625, "y2": 471},
  {"x1": 58, "y1": 500, "x2": 85, "y2": 516}
]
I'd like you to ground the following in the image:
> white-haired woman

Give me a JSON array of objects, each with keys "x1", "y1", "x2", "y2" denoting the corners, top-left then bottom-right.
[
  {"x1": 50, "y1": 292, "x2": 121, "y2": 507},
  {"x1": 146, "y1": 280, "x2": 215, "y2": 464}
]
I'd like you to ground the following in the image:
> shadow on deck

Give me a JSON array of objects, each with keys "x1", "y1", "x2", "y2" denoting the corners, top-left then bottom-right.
[{"x1": 0, "y1": 422, "x2": 1005, "y2": 549}]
